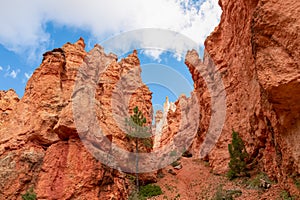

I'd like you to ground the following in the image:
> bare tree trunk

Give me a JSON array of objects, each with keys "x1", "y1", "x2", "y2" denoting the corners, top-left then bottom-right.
[{"x1": 135, "y1": 138, "x2": 139, "y2": 192}]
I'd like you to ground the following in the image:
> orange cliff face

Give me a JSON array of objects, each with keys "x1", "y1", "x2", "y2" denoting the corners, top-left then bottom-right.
[
  {"x1": 184, "y1": 0, "x2": 300, "y2": 195},
  {"x1": 157, "y1": 0, "x2": 299, "y2": 196},
  {"x1": 0, "y1": 38, "x2": 153, "y2": 199},
  {"x1": 0, "y1": 89, "x2": 19, "y2": 125}
]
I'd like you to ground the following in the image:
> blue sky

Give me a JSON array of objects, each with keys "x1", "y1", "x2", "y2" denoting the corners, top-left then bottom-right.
[{"x1": 0, "y1": 0, "x2": 221, "y2": 107}]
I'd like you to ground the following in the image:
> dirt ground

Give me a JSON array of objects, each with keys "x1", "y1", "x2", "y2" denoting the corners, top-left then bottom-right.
[{"x1": 148, "y1": 157, "x2": 286, "y2": 200}]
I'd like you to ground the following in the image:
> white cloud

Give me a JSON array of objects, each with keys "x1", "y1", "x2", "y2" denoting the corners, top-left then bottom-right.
[
  {"x1": 5, "y1": 68, "x2": 20, "y2": 79},
  {"x1": 0, "y1": 0, "x2": 221, "y2": 62},
  {"x1": 24, "y1": 72, "x2": 32, "y2": 79},
  {"x1": 10, "y1": 70, "x2": 19, "y2": 79},
  {"x1": 142, "y1": 49, "x2": 164, "y2": 62},
  {"x1": 6, "y1": 65, "x2": 10, "y2": 72},
  {"x1": 22, "y1": 72, "x2": 33, "y2": 83},
  {"x1": 1, "y1": 65, "x2": 22, "y2": 79},
  {"x1": 173, "y1": 52, "x2": 183, "y2": 62}
]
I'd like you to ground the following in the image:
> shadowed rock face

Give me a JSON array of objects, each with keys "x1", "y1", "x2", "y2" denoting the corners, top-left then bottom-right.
[{"x1": 0, "y1": 38, "x2": 153, "y2": 199}]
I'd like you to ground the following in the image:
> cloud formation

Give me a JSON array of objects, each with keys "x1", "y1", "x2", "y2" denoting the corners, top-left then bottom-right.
[
  {"x1": 24, "y1": 72, "x2": 32, "y2": 80},
  {"x1": 0, "y1": 0, "x2": 221, "y2": 61},
  {"x1": 5, "y1": 67, "x2": 20, "y2": 79},
  {"x1": 22, "y1": 72, "x2": 33, "y2": 83},
  {"x1": 142, "y1": 49, "x2": 163, "y2": 62}
]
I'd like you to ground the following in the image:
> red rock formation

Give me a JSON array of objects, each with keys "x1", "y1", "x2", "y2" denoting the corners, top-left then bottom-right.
[
  {"x1": 0, "y1": 89, "x2": 19, "y2": 125},
  {"x1": 184, "y1": 0, "x2": 300, "y2": 195},
  {"x1": 95, "y1": 48, "x2": 153, "y2": 152},
  {"x1": 1, "y1": 0, "x2": 300, "y2": 197},
  {"x1": 185, "y1": 50, "x2": 213, "y2": 159},
  {"x1": 36, "y1": 139, "x2": 127, "y2": 199},
  {"x1": 0, "y1": 38, "x2": 153, "y2": 199},
  {"x1": 153, "y1": 97, "x2": 177, "y2": 150}
]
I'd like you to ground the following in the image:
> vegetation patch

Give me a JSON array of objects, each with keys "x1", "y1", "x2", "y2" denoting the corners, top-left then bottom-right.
[
  {"x1": 125, "y1": 106, "x2": 152, "y2": 191},
  {"x1": 129, "y1": 184, "x2": 162, "y2": 200},
  {"x1": 22, "y1": 188, "x2": 36, "y2": 200},
  {"x1": 126, "y1": 174, "x2": 137, "y2": 183},
  {"x1": 279, "y1": 190, "x2": 297, "y2": 200},
  {"x1": 246, "y1": 172, "x2": 272, "y2": 190},
  {"x1": 140, "y1": 184, "x2": 162, "y2": 198},
  {"x1": 212, "y1": 185, "x2": 242, "y2": 200},
  {"x1": 227, "y1": 130, "x2": 249, "y2": 180},
  {"x1": 293, "y1": 177, "x2": 300, "y2": 190}
]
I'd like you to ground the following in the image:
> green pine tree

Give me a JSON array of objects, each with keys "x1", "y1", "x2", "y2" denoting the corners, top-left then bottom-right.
[
  {"x1": 227, "y1": 130, "x2": 249, "y2": 180},
  {"x1": 125, "y1": 106, "x2": 152, "y2": 191}
]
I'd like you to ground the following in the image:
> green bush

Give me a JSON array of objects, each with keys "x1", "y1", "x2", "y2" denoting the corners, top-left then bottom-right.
[
  {"x1": 139, "y1": 184, "x2": 163, "y2": 198},
  {"x1": 294, "y1": 178, "x2": 300, "y2": 190},
  {"x1": 246, "y1": 172, "x2": 272, "y2": 189},
  {"x1": 227, "y1": 130, "x2": 249, "y2": 180},
  {"x1": 128, "y1": 184, "x2": 162, "y2": 200},
  {"x1": 22, "y1": 188, "x2": 36, "y2": 200}
]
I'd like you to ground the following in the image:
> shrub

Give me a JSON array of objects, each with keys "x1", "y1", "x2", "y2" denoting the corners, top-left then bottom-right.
[
  {"x1": 213, "y1": 185, "x2": 242, "y2": 200},
  {"x1": 22, "y1": 188, "x2": 36, "y2": 200},
  {"x1": 280, "y1": 190, "x2": 296, "y2": 200},
  {"x1": 139, "y1": 184, "x2": 163, "y2": 198},
  {"x1": 128, "y1": 184, "x2": 162, "y2": 200},
  {"x1": 247, "y1": 172, "x2": 272, "y2": 189},
  {"x1": 126, "y1": 174, "x2": 137, "y2": 183},
  {"x1": 293, "y1": 178, "x2": 300, "y2": 190},
  {"x1": 227, "y1": 130, "x2": 249, "y2": 180}
]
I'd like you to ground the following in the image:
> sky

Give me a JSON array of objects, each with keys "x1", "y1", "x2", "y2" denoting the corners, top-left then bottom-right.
[{"x1": 0, "y1": 0, "x2": 221, "y2": 108}]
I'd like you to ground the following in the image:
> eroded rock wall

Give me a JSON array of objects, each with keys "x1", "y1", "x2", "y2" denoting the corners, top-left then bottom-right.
[
  {"x1": 189, "y1": 0, "x2": 300, "y2": 194},
  {"x1": 0, "y1": 39, "x2": 152, "y2": 199}
]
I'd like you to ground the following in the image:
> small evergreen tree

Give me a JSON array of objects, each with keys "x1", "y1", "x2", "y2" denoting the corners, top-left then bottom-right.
[
  {"x1": 227, "y1": 130, "x2": 249, "y2": 180},
  {"x1": 125, "y1": 106, "x2": 151, "y2": 191}
]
